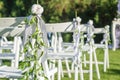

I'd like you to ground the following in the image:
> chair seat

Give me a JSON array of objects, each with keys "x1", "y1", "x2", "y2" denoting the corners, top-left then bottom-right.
[
  {"x1": 0, "y1": 53, "x2": 15, "y2": 60},
  {"x1": 62, "y1": 42, "x2": 74, "y2": 47},
  {"x1": 0, "y1": 66, "x2": 22, "y2": 78},
  {"x1": 47, "y1": 53, "x2": 78, "y2": 60},
  {"x1": 47, "y1": 68, "x2": 57, "y2": 76},
  {"x1": 82, "y1": 44, "x2": 91, "y2": 51},
  {"x1": 0, "y1": 45, "x2": 13, "y2": 49},
  {"x1": 94, "y1": 44, "x2": 106, "y2": 48}
]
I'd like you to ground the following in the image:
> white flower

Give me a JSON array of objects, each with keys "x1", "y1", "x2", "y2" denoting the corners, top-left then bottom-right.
[
  {"x1": 31, "y1": 4, "x2": 44, "y2": 15},
  {"x1": 88, "y1": 20, "x2": 93, "y2": 25},
  {"x1": 76, "y1": 17, "x2": 81, "y2": 22}
]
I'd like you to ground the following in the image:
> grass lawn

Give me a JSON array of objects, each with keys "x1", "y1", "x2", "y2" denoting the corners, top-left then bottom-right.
[
  {"x1": 0, "y1": 49, "x2": 120, "y2": 80},
  {"x1": 54, "y1": 49, "x2": 120, "y2": 80}
]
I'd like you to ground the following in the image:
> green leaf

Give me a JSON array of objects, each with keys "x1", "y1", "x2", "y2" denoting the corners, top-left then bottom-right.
[{"x1": 28, "y1": 40, "x2": 33, "y2": 49}]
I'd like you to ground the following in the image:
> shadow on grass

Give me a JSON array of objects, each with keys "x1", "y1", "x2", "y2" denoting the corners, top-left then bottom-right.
[
  {"x1": 110, "y1": 62, "x2": 120, "y2": 66},
  {"x1": 106, "y1": 62, "x2": 120, "y2": 75},
  {"x1": 107, "y1": 69, "x2": 120, "y2": 75}
]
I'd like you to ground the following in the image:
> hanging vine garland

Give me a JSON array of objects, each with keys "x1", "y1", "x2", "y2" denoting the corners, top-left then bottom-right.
[{"x1": 21, "y1": 4, "x2": 46, "y2": 80}]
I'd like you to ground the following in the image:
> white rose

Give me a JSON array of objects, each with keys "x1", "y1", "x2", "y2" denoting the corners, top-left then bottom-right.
[
  {"x1": 31, "y1": 4, "x2": 44, "y2": 15},
  {"x1": 76, "y1": 17, "x2": 81, "y2": 22}
]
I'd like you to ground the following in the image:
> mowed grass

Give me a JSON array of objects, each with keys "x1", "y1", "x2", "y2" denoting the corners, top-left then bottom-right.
[
  {"x1": 0, "y1": 49, "x2": 120, "y2": 80},
  {"x1": 54, "y1": 49, "x2": 120, "y2": 80}
]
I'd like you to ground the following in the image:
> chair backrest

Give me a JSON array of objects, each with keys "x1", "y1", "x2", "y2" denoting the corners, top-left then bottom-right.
[
  {"x1": 0, "y1": 37, "x2": 13, "y2": 47},
  {"x1": 46, "y1": 18, "x2": 81, "y2": 54},
  {"x1": 46, "y1": 21, "x2": 76, "y2": 52},
  {"x1": 0, "y1": 36, "x2": 21, "y2": 68},
  {"x1": 0, "y1": 17, "x2": 25, "y2": 37},
  {"x1": 46, "y1": 22, "x2": 74, "y2": 32},
  {"x1": 14, "y1": 37, "x2": 22, "y2": 68}
]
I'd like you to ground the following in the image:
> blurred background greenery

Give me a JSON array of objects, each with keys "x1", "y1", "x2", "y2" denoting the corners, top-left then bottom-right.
[
  {"x1": 0, "y1": 0, "x2": 118, "y2": 26},
  {"x1": 0, "y1": 0, "x2": 118, "y2": 42}
]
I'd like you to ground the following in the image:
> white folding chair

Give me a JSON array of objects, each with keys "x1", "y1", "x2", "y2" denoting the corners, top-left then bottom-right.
[
  {"x1": 50, "y1": 25, "x2": 73, "y2": 78},
  {"x1": 0, "y1": 37, "x2": 14, "y2": 58},
  {"x1": 78, "y1": 20, "x2": 100, "y2": 80},
  {"x1": 0, "y1": 37, "x2": 13, "y2": 65},
  {"x1": 47, "y1": 17, "x2": 84, "y2": 80},
  {"x1": 0, "y1": 36, "x2": 21, "y2": 68},
  {"x1": 0, "y1": 36, "x2": 23, "y2": 79},
  {"x1": 94, "y1": 25, "x2": 110, "y2": 72},
  {"x1": 0, "y1": 39, "x2": 57, "y2": 80},
  {"x1": 40, "y1": 53, "x2": 57, "y2": 80},
  {"x1": 46, "y1": 21, "x2": 75, "y2": 79},
  {"x1": 0, "y1": 37, "x2": 13, "y2": 48}
]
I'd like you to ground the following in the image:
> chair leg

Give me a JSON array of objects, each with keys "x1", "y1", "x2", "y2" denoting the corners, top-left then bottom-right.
[
  {"x1": 71, "y1": 62, "x2": 74, "y2": 71},
  {"x1": 78, "y1": 56, "x2": 84, "y2": 80},
  {"x1": 104, "y1": 49, "x2": 107, "y2": 72},
  {"x1": 104, "y1": 48, "x2": 109, "y2": 72},
  {"x1": 59, "y1": 60, "x2": 64, "y2": 78},
  {"x1": 93, "y1": 48, "x2": 100, "y2": 79},
  {"x1": 74, "y1": 64, "x2": 78, "y2": 80},
  {"x1": 83, "y1": 54, "x2": 87, "y2": 67},
  {"x1": 106, "y1": 48, "x2": 109, "y2": 68},
  {"x1": 89, "y1": 49, "x2": 93, "y2": 80},
  {"x1": 65, "y1": 59, "x2": 71, "y2": 78},
  {"x1": 58, "y1": 60, "x2": 61, "y2": 80},
  {"x1": 0, "y1": 50, "x2": 2, "y2": 65},
  {"x1": 50, "y1": 60, "x2": 56, "y2": 80}
]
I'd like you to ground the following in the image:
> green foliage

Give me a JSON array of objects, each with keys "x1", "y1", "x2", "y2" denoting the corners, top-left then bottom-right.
[
  {"x1": 0, "y1": 0, "x2": 118, "y2": 43},
  {"x1": 21, "y1": 15, "x2": 46, "y2": 80},
  {"x1": 0, "y1": 0, "x2": 118, "y2": 26}
]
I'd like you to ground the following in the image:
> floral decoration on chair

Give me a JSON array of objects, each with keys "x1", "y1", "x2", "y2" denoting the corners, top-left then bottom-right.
[{"x1": 21, "y1": 4, "x2": 46, "y2": 80}]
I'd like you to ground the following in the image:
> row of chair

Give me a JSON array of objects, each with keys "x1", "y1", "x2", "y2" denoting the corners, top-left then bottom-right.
[
  {"x1": 46, "y1": 17, "x2": 110, "y2": 80},
  {"x1": 0, "y1": 16, "x2": 110, "y2": 80}
]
